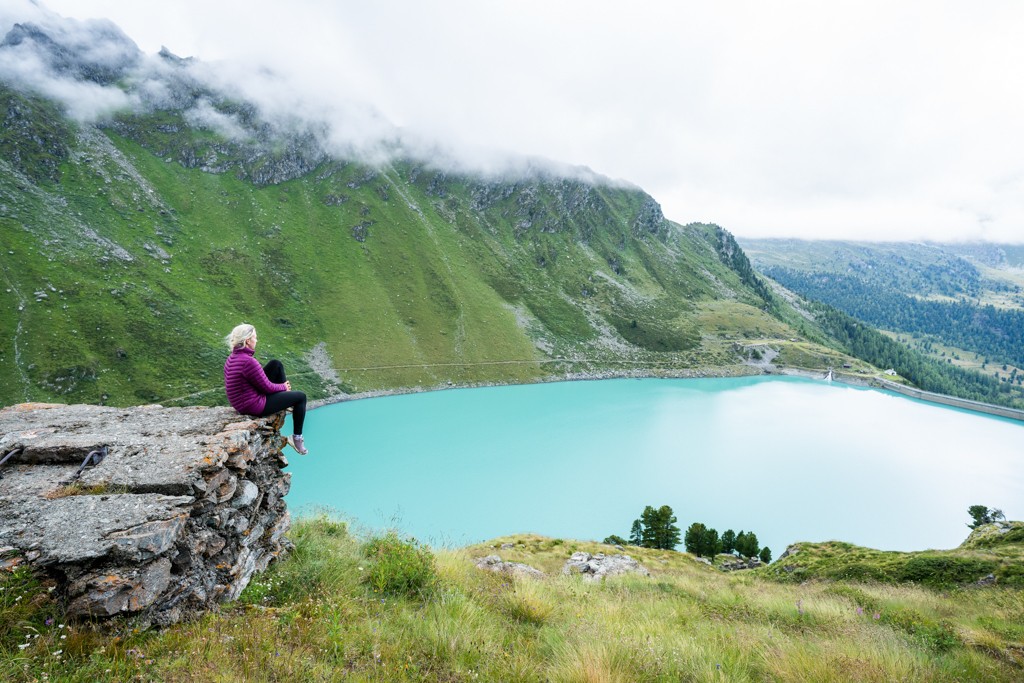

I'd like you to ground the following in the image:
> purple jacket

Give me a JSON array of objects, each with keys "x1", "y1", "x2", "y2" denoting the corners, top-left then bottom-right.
[{"x1": 223, "y1": 347, "x2": 287, "y2": 415}]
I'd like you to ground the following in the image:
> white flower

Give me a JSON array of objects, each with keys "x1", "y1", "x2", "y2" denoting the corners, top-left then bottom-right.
[{"x1": 18, "y1": 643, "x2": 30, "y2": 650}]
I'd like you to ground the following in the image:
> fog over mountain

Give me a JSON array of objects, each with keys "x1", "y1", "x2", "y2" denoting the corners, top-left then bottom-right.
[
  {"x1": 5, "y1": 0, "x2": 1024, "y2": 242},
  {"x1": 0, "y1": 2, "x2": 619, "y2": 187}
]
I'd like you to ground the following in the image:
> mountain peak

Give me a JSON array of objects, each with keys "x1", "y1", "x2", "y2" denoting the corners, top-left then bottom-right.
[{"x1": 0, "y1": 18, "x2": 140, "y2": 86}]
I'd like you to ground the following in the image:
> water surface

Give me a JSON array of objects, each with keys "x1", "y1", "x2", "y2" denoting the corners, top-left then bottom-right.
[{"x1": 286, "y1": 376, "x2": 1023, "y2": 554}]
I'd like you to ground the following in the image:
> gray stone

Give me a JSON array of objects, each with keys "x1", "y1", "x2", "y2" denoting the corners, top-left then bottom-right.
[
  {"x1": 719, "y1": 557, "x2": 763, "y2": 572},
  {"x1": 561, "y1": 552, "x2": 650, "y2": 582},
  {"x1": 777, "y1": 544, "x2": 800, "y2": 561},
  {"x1": 0, "y1": 403, "x2": 291, "y2": 624},
  {"x1": 231, "y1": 479, "x2": 259, "y2": 508},
  {"x1": 474, "y1": 554, "x2": 545, "y2": 579},
  {"x1": 977, "y1": 573, "x2": 997, "y2": 586},
  {"x1": 67, "y1": 557, "x2": 172, "y2": 617}
]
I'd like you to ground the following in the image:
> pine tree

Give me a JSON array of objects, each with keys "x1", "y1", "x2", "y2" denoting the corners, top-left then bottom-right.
[
  {"x1": 638, "y1": 505, "x2": 681, "y2": 550},
  {"x1": 684, "y1": 522, "x2": 720, "y2": 557},
  {"x1": 720, "y1": 529, "x2": 737, "y2": 555},
  {"x1": 684, "y1": 522, "x2": 707, "y2": 555},
  {"x1": 629, "y1": 518, "x2": 643, "y2": 546},
  {"x1": 736, "y1": 531, "x2": 760, "y2": 558}
]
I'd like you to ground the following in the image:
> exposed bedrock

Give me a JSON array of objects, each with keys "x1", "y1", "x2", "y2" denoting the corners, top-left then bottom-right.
[{"x1": 0, "y1": 403, "x2": 292, "y2": 625}]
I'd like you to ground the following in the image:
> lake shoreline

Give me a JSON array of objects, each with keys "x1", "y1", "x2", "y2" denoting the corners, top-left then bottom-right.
[
  {"x1": 307, "y1": 366, "x2": 850, "y2": 410},
  {"x1": 310, "y1": 364, "x2": 1024, "y2": 422},
  {"x1": 309, "y1": 363, "x2": 765, "y2": 409}
]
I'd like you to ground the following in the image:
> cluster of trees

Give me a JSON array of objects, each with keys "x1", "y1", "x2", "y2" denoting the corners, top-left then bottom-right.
[
  {"x1": 766, "y1": 267, "x2": 1024, "y2": 369},
  {"x1": 602, "y1": 505, "x2": 683, "y2": 550},
  {"x1": 604, "y1": 506, "x2": 771, "y2": 563},
  {"x1": 684, "y1": 523, "x2": 771, "y2": 563},
  {"x1": 807, "y1": 301, "x2": 1023, "y2": 409},
  {"x1": 711, "y1": 227, "x2": 777, "y2": 309},
  {"x1": 967, "y1": 505, "x2": 1006, "y2": 529}
]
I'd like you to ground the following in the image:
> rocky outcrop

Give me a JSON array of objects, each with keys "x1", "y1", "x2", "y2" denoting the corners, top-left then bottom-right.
[
  {"x1": 474, "y1": 554, "x2": 545, "y2": 579},
  {"x1": 960, "y1": 521, "x2": 1024, "y2": 549},
  {"x1": 0, "y1": 403, "x2": 291, "y2": 625},
  {"x1": 719, "y1": 557, "x2": 764, "y2": 572},
  {"x1": 561, "y1": 552, "x2": 650, "y2": 582}
]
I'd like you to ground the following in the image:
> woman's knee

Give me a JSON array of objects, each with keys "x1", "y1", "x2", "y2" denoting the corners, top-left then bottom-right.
[{"x1": 264, "y1": 359, "x2": 285, "y2": 383}]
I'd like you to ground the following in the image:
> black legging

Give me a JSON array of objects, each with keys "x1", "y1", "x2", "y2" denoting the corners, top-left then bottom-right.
[{"x1": 260, "y1": 359, "x2": 306, "y2": 435}]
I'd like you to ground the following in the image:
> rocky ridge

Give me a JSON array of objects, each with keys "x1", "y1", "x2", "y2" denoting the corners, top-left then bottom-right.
[{"x1": 0, "y1": 402, "x2": 291, "y2": 624}]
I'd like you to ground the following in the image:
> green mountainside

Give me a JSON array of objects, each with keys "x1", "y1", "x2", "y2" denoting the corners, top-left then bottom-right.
[
  {"x1": 1, "y1": 72, "x2": 812, "y2": 408},
  {"x1": 3, "y1": 19, "x2": 1018, "y2": 415}
]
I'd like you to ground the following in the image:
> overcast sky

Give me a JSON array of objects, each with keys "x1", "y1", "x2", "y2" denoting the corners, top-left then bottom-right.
[{"x1": 10, "y1": 0, "x2": 1024, "y2": 243}]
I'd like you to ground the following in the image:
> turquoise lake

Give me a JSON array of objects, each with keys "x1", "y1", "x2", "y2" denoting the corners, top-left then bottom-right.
[{"x1": 284, "y1": 376, "x2": 1023, "y2": 555}]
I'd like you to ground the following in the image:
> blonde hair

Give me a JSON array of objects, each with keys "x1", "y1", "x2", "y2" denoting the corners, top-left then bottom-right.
[{"x1": 225, "y1": 323, "x2": 256, "y2": 350}]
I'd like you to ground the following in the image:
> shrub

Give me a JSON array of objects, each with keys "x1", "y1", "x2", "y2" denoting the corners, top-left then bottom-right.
[
  {"x1": 883, "y1": 608, "x2": 960, "y2": 652},
  {"x1": 897, "y1": 555, "x2": 997, "y2": 587},
  {"x1": 362, "y1": 532, "x2": 436, "y2": 598}
]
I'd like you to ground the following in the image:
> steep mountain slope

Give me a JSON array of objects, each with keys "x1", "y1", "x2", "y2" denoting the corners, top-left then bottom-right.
[{"x1": 0, "y1": 31, "x2": 806, "y2": 408}]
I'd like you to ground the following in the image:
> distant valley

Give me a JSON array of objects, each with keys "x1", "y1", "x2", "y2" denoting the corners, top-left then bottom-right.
[{"x1": 740, "y1": 238, "x2": 1024, "y2": 400}]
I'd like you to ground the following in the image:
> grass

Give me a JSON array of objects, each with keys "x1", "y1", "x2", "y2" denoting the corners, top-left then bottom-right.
[
  {"x1": 2, "y1": 517, "x2": 1022, "y2": 681},
  {"x1": 43, "y1": 482, "x2": 129, "y2": 499},
  {"x1": 761, "y1": 524, "x2": 1024, "y2": 588}
]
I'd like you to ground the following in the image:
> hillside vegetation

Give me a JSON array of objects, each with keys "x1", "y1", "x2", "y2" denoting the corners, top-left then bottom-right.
[
  {"x1": 0, "y1": 64, "x2": 834, "y2": 408},
  {"x1": 2, "y1": 517, "x2": 1022, "y2": 682},
  {"x1": 740, "y1": 238, "x2": 1024, "y2": 408}
]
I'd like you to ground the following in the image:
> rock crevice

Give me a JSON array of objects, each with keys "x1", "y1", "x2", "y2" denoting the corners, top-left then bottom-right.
[{"x1": 0, "y1": 402, "x2": 291, "y2": 624}]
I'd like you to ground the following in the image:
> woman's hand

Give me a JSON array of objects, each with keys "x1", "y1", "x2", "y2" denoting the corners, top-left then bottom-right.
[{"x1": 285, "y1": 381, "x2": 292, "y2": 391}]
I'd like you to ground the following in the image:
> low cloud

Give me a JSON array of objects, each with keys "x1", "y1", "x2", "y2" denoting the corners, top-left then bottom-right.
[
  {"x1": 0, "y1": 1, "x2": 636, "y2": 188},
  {"x1": 0, "y1": 7, "x2": 141, "y2": 120},
  {"x1": 182, "y1": 98, "x2": 248, "y2": 141},
  {"x1": 7, "y1": 0, "x2": 1024, "y2": 242}
]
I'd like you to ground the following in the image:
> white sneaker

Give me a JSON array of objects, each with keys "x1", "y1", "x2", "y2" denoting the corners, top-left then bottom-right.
[{"x1": 287, "y1": 434, "x2": 308, "y2": 455}]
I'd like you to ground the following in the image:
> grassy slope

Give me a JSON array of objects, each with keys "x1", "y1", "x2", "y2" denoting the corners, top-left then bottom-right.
[
  {"x1": 2, "y1": 517, "x2": 1022, "y2": 682},
  {"x1": 1, "y1": 86, "x2": 862, "y2": 408}
]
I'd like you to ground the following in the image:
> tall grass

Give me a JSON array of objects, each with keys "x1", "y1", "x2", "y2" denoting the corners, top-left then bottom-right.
[{"x1": 1, "y1": 517, "x2": 1022, "y2": 681}]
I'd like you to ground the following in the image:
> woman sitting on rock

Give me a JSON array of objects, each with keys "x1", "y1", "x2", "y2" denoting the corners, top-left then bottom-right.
[{"x1": 223, "y1": 323, "x2": 308, "y2": 455}]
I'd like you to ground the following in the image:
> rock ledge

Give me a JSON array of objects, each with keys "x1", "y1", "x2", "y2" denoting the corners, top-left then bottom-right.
[{"x1": 0, "y1": 402, "x2": 291, "y2": 624}]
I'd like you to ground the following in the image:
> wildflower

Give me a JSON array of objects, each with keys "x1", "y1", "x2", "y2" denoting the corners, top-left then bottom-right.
[
  {"x1": 856, "y1": 607, "x2": 863, "y2": 616},
  {"x1": 18, "y1": 643, "x2": 30, "y2": 650},
  {"x1": 52, "y1": 650, "x2": 62, "y2": 656},
  {"x1": 45, "y1": 618, "x2": 53, "y2": 626},
  {"x1": 873, "y1": 612, "x2": 881, "y2": 620}
]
